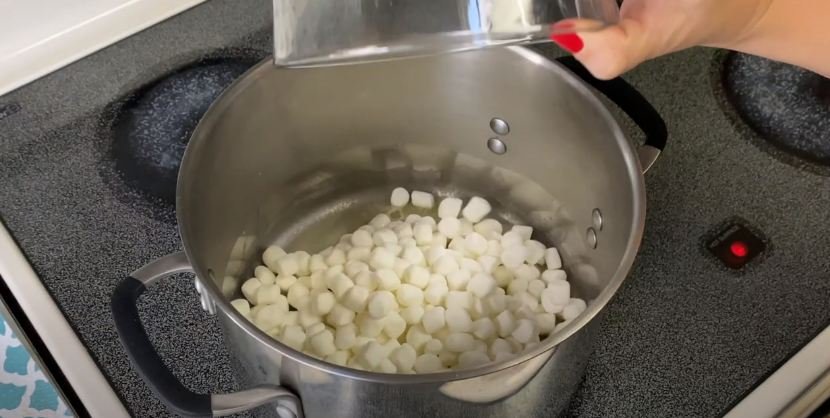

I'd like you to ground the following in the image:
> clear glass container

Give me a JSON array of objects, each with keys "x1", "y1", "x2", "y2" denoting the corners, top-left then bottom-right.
[{"x1": 273, "y1": 0, "x2": 620, "y2": 67}]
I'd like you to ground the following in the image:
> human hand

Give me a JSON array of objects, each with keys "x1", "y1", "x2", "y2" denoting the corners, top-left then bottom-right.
[{"x1": 551, "y1": 0, "x2": 775, "y2": 79}]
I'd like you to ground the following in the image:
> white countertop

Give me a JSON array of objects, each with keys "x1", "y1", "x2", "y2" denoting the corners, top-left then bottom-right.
[{"x1": 0, "y1": 0, "x2": 205, "y2": 96}]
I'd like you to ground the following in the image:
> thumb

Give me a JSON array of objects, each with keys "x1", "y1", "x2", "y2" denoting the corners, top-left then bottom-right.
[{"x1": 551, "y1": 19, "x2": 651, "y2": 80}]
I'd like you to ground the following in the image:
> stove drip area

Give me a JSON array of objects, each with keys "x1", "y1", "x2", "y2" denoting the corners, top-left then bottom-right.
[
  {"x1": 110, "y1": 57, "x2": 257, "y2": 204},
  {"x1": 722, "y1": 52, "x2": 830, "y2": 167}
]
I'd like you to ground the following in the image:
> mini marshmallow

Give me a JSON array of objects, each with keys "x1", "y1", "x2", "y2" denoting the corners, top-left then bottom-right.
[
  {"x1": 511, "y1": 225, "x2": 533, "y2": 241},
  {"x1": 478, "y1": 256, "x2": 499, "y2": 274},
  {"x1": 353, "y1": 271, "x2": 377, "y2": 291},
  {"x1": 445, "y1": 333, "x2": 476, "y2": 353},
  {"x1": 514, "y1": 264, "x2": 541, "y2": 281},
  {"x1": 390, "y1": 187, "x2": 410, "y2": 207},
  {"x1": 396, "y1": 284, "x2": 424, "y2": 307},
  {"x1": 489, "y1": 338, "x2": 513, "y2": 358},
  {"x1": 299, "y1": 310, "x2": 322, "y2": 329},
  {"x1": 405, "y1": 265, "x2": 430, "y2": 289},
  {"x1": 306, "y1": 322, "x2": 326, "y2": 337},
  {"x1": 528, "y1": 279, "x2": 546, "y2": 298},
  {"x1": 501, "y1": 245, "x2": 528, "y2": 270},
  {"x1": 400, "y1": 305, "x2": 425, "y2": 325},
  {"x1": 281, "y1": 325, "x2": 306, "y2": 351},
  {"x1": 342, "y1": 285, "x2": 371, "y2": 312},
  {"x1": 286, "y1": 283, "x2": 310, "y2": 309},
  {"x1": 309, "y1": 255, "x2": 328, "y2": 273},
  {"x1": 357, "y1": 313, "x2": 386, "y2": 338},
  {"x1": 485, "y1": 293, "x2": 507, "y2": 314},
  {"x1": 492, "y1": 266, "x2": 514, "y2": 288},
  {"x1": 257, "y1": 285, "x2": 288, "y2": 309},
  {"x1": 422, "y1": 306, "x2": 446, "y2": 333},
  {"x1": 474, "y1": 219, "x2": 503, "y2": 238},
  {"x1": 438, "y1": 350, "x2": 458, "y2": 367},
  {"x1": 367, "y1": 291, "x2": 398, "y2": 318},
  {"x1": 472, "y1": 317, "x2": 496, "y2": 341},
  {"x1": 438, "y1": 197, "x2": 463, "y2": 219},
  {"x1": 393, "y1": 257, "x2": 411, "y2": 278},
  {"x1": 426, "y1": 246, "x2": 447, "y2": 265},
  {"x1": 460, "y1": 258, "x2": 482, "y2": 273},
  {"x1": 414, "y1": 354, "x2": 444, "y2": 373},
  {"x1": 335, "y1": 324, "x2": 357, "y2": 350},
  {"x1": 459, "y1": 219, "x2": 474, "y2": 237},
  {"x1": 467, "y1": 273, "x2": 496, "y2": 298},
  {"x1": 374, "y1": 269, "x2": 401, "y2": 291},
  {"x1": 507, "y1": 277, "x2": 529, "y2": 295},
  {"x1": 424, "y1": 339, "x2": 443, "y2": 355},
  {"x1": 444, "y1": 290, "x2": 472, "y2": 311},
  {"x1": 283, "y1": 311, "x2": 299, "y2": 327},
  {"x1": 458, "y1": 351, "x2": 490, "y2": 369},
  {"x1": 384, "y1": 313, "x2": 407, "y2": 339},
  {"x1": 500, "y1": 230, "x2": 524, "y2": 248},
  {"x1": 330, "y1": 274, "x2": 355, "y2": 299},
  {"x1": 446, "y1": 270, "x2": 471, "y2": 291},
  {"x1": 253, "y1": 304, "x2": 284, "y2": 331},
  {"x1": 309, "y1": 290, "x2": 336, "y2": 316},
  {"x1": 404, "y1": 214, "x2": 421, "y2": 224},
  {"x1": 230, "y1": 299, "x2": 250, "y2": 316},
  {"x1": 437, "y1": 218, "x2": 461, "y2": 238},
  {"x1": 369, "y1": 247, "x2": 396, "y2": 270},
  {"x1": 325, "y1": 248, "x2": 347, "y2": 266},
  {"x1": 402, "y1": 246, "x2": 425, "y2": 266},
  {"x1": 356, "y1": 341, "x2": 388, "y2": 370},
  {"x1": 469, "y1": 296, "x2": 489, "y2": 320},
  {"x1": 411, "y1": 191, "x2": 435, "y2": 209},
  {"x1": 275, "y1": 254, "x2": 300, "y2": 277},
  {"x1": 254, "y1": 266, "x2": 277, "y2": 285},
  {"x1": 351, "y1": 229, "x2": 374, "y2": 248},
  {"x1": 424, "y1": 284, "x2": 449, "y2": 306},
  {"x1": 541, "y1": 269, "x2": 567, "y2": 285},
  {"x1": 545, "y1": 247, "x2": 562, "y2": 269},
  {"x1": 262, "y1": 246, "x2": 287, "y2": 272},
  {"x1": 369, "y1": 213, "x2": 391, "y2": 229},
  {"x1": 495, "y1": 310, "x2": 517, "y2": 338},
  {"x1": 241, "y1": 278, "x2": 262, "y2": 304},
  {"x1": 561, "y1": 298, "x2": 587, "y2": 320},
  {"x1": 432, "y1": 254, "x2": 459, "y2": 276},
  {"x1": 535, "y1": 313, "x2": 557, "y2": 335},
  {"x1": 465, "y1": 232, "x2": 488, "y2": 256},
  {"x1": 344, "y1": 260, "x2": 369, "y2": 277},
  {"x1": 546, "y1": 280, "x2": 571, "y2": 305},
  {"x1": 395, "y1": 223, "x2": 414, "y2": 239},
  {"x1": 295, "y1": 251, "x2": 312, "y2": 276},
  {"x1": 326, "y1": 304, "x2": 356, "y2": 327},
  {"x1": 485, "y1": 240, "x2": 502, "y2": 257},
  {"x1": 326, "y1": 350, "x2": 350, "y2": 366},
  {"x1": 511, "y1": 318, "x2": 538, "y2": 343},
  {"x1": 516, "y1": 292, "x2": 539, "y2": 312},
  {"x1": 373, "y1": 229, "x2": 398, "y2": 246},
  {"x1": 525, "y1": 240, "x2": 546, "y2": 265},
  {"x1": 347, "y1": 247, "x2": 371, "y2": 263},
  {"x1": 406, "y1": 325, "x2": 433, "y2": 351},
  {"x1": 390, "y1": 344, "x2": 417, "y2": 372},
  {"x1": 445, "y1": 307, "x2": 473, "y2": 333},
  {"x1": 413, "y1": 222, "x2": 433, "y2": 245},
  {"x1": 462, "y1": 197, "x2": 492, "y2": 223}
]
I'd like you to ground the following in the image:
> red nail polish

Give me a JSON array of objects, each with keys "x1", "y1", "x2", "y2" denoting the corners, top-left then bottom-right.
[{"x1": 550, "y1": 33, "x2": 584, "y2": 54}]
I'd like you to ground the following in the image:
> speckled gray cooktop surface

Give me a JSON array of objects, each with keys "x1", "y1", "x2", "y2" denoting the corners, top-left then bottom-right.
[{"x1": 0, "y1": 1, "x2": 829, "y2": 417}]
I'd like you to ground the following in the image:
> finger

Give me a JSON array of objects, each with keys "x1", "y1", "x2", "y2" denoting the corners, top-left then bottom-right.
[{"x1": 551, "y1": 19, "x2": 650, "y2": 80}]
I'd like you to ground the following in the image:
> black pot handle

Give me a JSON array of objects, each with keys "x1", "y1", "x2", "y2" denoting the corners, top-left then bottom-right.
[
  {"x1": 111, "y1": 252, "x2": 303, "y2": 418},
  {"x1": 556, "y1": 56, "x2": 668, "y2": 173}
]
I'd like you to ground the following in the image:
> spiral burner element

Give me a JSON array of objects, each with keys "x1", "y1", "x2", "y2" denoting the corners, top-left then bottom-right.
[
  {"x1": 723, "y1": 53, "x2": 830, "y2": 168},
  {"x1": 111, "y1": 58, "x2": 256, "y2": 204}
]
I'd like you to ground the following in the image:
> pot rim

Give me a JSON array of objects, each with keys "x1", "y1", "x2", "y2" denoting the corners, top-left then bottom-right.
[{"x1": 177, "y1": 46, "x2": 647, "y2": 384}]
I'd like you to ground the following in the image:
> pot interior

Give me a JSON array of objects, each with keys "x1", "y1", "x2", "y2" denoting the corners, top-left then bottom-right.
[{"x1": 178, "y1": 46, "x2": 645, "y2": 363}]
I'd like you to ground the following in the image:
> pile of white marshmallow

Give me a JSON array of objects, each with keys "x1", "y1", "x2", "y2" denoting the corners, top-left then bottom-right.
[{"x1": 230, "y1": 188, "x2": 586, "y2": 374}]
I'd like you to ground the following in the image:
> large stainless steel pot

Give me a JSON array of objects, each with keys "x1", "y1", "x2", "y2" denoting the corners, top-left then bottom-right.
[{"x1": 112, "y1": 47, "x2": 667, "y2": 417}]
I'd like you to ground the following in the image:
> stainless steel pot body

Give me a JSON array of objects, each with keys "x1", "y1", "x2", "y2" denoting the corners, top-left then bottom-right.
[{"x1": 112, "y1": 46, "x2": 666, "y2": 417}]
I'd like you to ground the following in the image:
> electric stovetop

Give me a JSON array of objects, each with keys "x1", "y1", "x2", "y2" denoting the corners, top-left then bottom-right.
[{"x1": 0, "y1": 1, "x2": 828, "y2": 417}]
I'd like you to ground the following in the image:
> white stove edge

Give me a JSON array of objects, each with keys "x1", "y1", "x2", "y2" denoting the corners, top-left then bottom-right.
[
  {"x1": 724, "y1": 324, "x2": 830, "y2": 418},
  {"x1": 0, "y1": 0, "x2": 206, "y2": 97},
  {"x1": 0, "y1": 220, "x2": 129, "y2": 417}
]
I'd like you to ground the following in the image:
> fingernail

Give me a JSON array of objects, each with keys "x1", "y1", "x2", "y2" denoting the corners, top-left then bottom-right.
[
  {"x1": 552, "y1": 20, "x2": 575, "y2": 31},
  {"x1": 550, "y1": 33, "x2": 584, "y2": 54}
]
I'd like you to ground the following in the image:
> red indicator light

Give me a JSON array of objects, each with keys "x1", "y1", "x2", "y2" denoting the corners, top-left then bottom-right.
[{"x1": 730, "y1": 241, "x2": 749, "y2": 258}]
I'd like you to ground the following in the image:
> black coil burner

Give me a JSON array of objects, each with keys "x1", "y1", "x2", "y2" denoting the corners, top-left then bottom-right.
[
  {"x1": 110, "y1": 56, "x2": 258, "y2": 205},
  {"x1": 722, "y1": 52, "x2": 830, "y2": 171}
]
